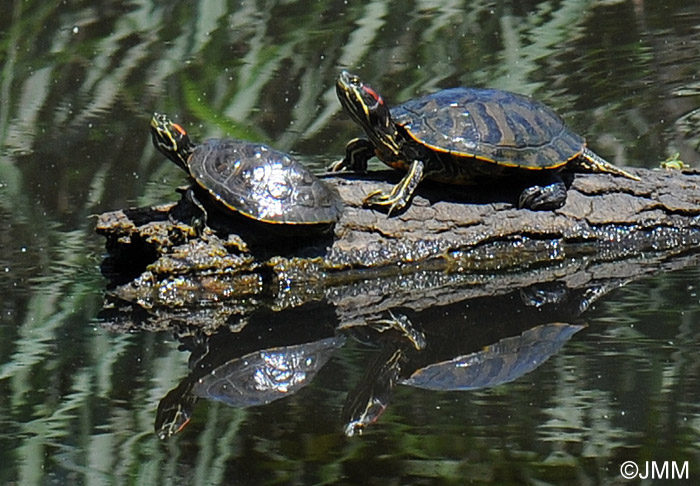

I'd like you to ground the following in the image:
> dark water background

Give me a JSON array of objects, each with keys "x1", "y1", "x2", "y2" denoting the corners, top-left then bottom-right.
[{"x1": 1, "y1": 1, "x2": 700, "y2": 484}]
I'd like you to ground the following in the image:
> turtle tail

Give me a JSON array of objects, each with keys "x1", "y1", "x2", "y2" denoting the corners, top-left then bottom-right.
[{"x1": 579, "y1": 148, "x2": 640, "y2": 181}]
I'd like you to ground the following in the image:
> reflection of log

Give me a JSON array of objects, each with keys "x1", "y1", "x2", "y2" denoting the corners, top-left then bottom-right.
[{"x1": 96, "y1": 168, "x2": 700, "y2": 325}]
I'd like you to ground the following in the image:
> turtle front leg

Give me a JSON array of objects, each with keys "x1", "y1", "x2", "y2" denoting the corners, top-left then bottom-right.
[
  {"x1": 364, "y1": 159, "x2": 425, "y2": 215},
  {"x1": 172, "y1": 187, "x2": 209, "y2": 234},
  {"x1": 328, "y1": 138, "x2": 375, "y2": 172},
  {"x1": 518, "y1": 179, "x2": 568, "y2": 210}
]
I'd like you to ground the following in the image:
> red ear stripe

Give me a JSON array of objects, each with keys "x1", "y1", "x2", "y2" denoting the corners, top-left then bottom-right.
[
  {"x1": 176, "y1": 417, "x2": 191, "y2": 434},
  {"x1": 363, "y1": 85, "x2": 383, "y2": 105},
  {"x1": 172, "y1": 123, "x2": 187, "y2": 136}
]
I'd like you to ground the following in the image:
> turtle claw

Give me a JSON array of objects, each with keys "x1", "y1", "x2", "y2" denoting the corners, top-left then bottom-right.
[
  {"x1": 362, "y1": 190, "x2": 407, "y2": 216},
  {"x1": 327, "y1": 157, "x2": 350, "y2": 173},
  {"x1": 362, "y1": 159, "x2": 425, "y2": 216},
  {"x1": 330, "y1": 138, "x2": 374, "y2": 173}
]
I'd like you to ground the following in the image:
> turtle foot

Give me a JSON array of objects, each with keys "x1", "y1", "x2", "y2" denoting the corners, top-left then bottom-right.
[
  {"x1": 362, "y1": 190, "x2": 409, "y2": 216},
  {"x1": 519, "y1": 182, "x2": 567, "y2": 210},
  {"x1": 329, "y1": 138, "x2": 373, "y2": 173},
  {"x1": 327, "y1": 157, "x2": 351, "y2": 173},
  {"x1": 362, "y1": 159, "x2": 424, "y2": 216}
]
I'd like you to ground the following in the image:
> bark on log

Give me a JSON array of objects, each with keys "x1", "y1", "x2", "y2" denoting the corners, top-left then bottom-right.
[{"x1": 327, "y1": 168, "x2": 700, "y2": 267}]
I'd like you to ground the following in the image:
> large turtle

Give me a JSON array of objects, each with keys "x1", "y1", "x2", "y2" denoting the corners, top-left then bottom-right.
[
  {"x1": 150, "y1": 113, "x2": 343, "y2": 226},
  {"x1": 331, "y1": 71, "x2": 639, "y2": 214}
]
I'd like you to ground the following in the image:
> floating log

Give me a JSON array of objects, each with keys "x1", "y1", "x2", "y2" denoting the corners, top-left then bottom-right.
[{"x1": 96, "y1": 168, "x2": 700, "y2": 330}]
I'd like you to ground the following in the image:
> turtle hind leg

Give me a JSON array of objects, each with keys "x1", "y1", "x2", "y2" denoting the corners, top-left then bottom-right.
[
  {"x1": 578, "y1": 148, "x2": 640, "y2": 181},
  {"x1": 364, "y1": 159, "x2": 425, "y2": 215},
  {"x1": 519, "y1": 178, "x2": 568, "y2": 210}
]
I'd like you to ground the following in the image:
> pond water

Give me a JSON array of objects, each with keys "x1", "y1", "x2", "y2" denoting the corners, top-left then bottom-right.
[{"x1": 1, "y1": 0, "x2": 700, "y2": 484}]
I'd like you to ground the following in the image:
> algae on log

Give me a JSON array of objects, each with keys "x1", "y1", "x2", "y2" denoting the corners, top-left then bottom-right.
[{"x1": 96, "y1": 168, "x2": 700, "y2": 327}]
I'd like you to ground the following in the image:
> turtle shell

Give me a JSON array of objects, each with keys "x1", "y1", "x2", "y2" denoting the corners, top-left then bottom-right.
[
  {"x1": 391, "y1": 88, "x2": 585, "y2": 170},
  {"x1": 192, "y1": 336, "x2": 344, "y2": 407},
  {"x1": 188, "y1": 139, "x2": 343, "y2": 224},
  {"x1": 400, "y1": 323, "x2": 583, "y2": 391}
]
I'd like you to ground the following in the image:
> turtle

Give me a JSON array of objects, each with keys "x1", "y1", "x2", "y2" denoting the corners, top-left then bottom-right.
[
  {"x1": 150, "y1": 113, "x2": 343, "y2": 227},
  {"x1": 331, "y1": 71, "x2": 640, "y2": 214}
]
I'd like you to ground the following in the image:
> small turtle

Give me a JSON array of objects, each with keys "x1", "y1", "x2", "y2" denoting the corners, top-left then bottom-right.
[
  {"x1": 332, "y1": 71, "x2": 639, "y2": 214},
  {"x1": 150, "y1": 113, "x2": 343, "y2": 226}
]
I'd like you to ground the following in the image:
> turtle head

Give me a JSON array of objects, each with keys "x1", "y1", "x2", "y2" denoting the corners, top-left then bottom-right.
[
  {"x1": 336, "y1": 71, "x2": 400, "y2": 156},
  {"x1": 154, "y1": 382, "x2": 196, "y2": 440},
  {"x1": 150, "y1": 113, "x2": 195, "y2": 172}
]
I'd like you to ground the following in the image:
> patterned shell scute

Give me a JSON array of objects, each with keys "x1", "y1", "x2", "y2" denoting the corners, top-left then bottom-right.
[
  {"x1": 188, "y1": 139, "x2": 343, "y2": 224},
  {"x1": 391, "y1": 88, "x2": 585, "y2": 169}
]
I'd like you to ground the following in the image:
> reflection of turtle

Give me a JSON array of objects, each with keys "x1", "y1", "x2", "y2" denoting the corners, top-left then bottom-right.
[
  {"x1": 155, "y1": 336, "x2": 344, "y2": 439},
  {"x1": 150, "y1": 113, "x2": 343, "y2": 226},
  {"x1": 401, "y1": 322, "x2": 583, "y2": 391},
  {"x1": 332, "y1": 71, "x2": 639, "y2": 214},
  {"x1": 341, "y1": 317, "x2": 583, "y2": 436}
]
